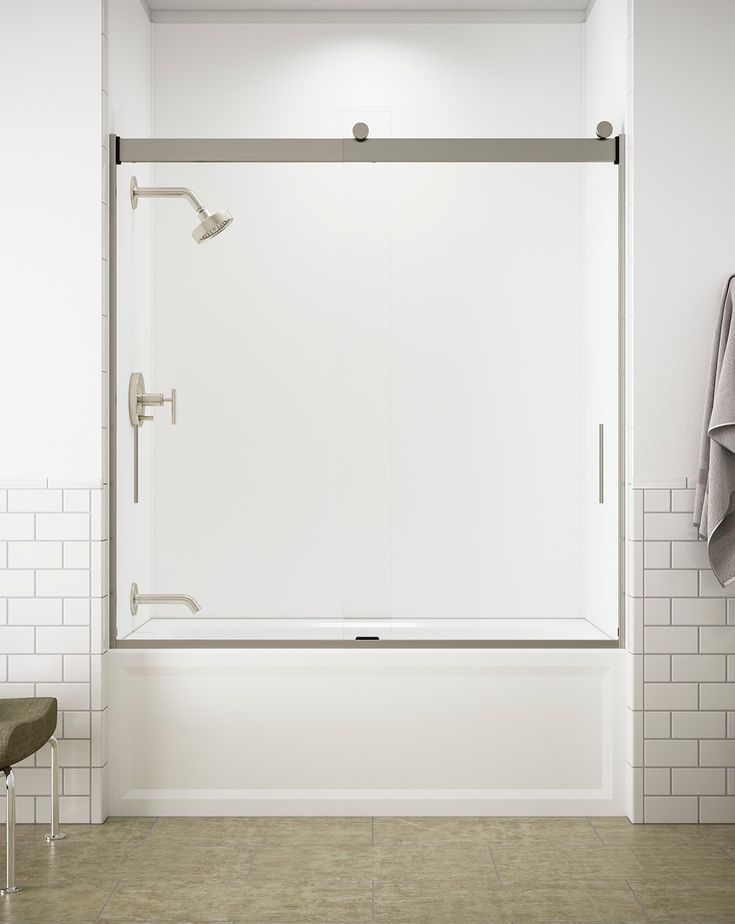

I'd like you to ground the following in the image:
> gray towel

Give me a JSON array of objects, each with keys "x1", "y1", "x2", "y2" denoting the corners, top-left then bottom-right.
[{"x1": 693, "y1": 275, "x2": 735, "y2": 586}]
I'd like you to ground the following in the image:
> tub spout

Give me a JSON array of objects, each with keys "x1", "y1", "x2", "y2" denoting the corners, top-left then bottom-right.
[{"x1": 130, "y1": 583, "x2": 201, "y2": 616}]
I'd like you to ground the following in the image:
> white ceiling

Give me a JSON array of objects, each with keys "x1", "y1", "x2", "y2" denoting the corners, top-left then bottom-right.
[{"x1": 147, "y1": 0, "x2": 591, "y2": 8}]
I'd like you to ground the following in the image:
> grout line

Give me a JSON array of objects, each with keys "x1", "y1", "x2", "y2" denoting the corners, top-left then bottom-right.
[
  {"x1": 140, "y1": 816, "x2": 160, "y2": 844},
  {"x1": 625, "y1": 879, "x2": 651, "y2": 921},
  {"x1": 588, "y1": 820, "x2": 606, "y2": 847},
  {"x1": 371, "y1": 878, "x2": 375, "y2": 922},
  {"x1": 95, "y1": 879, "x2": 121, "y2": 922},
  {"x1": 247, "y1": 846, "x2": 257, "y2": 877},
  {"x1": 487, "y1": 845, "x2": 501, "y2": 882}
]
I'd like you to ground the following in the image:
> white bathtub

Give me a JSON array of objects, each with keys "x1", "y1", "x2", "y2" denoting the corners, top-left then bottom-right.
[{"x1": 107, "y1": 647, "x2": 626, "y2": 817}]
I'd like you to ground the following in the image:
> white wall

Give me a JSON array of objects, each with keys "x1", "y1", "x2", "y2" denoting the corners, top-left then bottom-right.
[
  {"x1": 108, "y1": 0, "x2": 152, "y2": 132},
  {"x1": 583, "y1": 0, "x2": 627, "y2": 133},
  {"x1": 631, "y1": 0, "x2": 735, "y2": 482},
  {"x1": 0, "y1": 0, "x2": 112, "y2": 826},
  {"x1": 625, "y1": 0, "x2": 735, "y2": 824},
  {"x1": 152, "y1": 22, "x2": 583, "y2": 137},
  {"x1": 0, "y1": 0, "x2": 152, "y2": 826},
  {"x1": 0, "y1": 0, "x2": 102, "y2": 482}
]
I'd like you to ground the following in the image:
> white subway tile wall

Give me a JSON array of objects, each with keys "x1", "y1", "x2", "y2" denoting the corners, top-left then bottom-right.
[
  {"x1": 629, "y1": 483, "x2": 735, "y2": 822},
  {"x1": 0, "y1": 2, "x2": 113, "y2": 826},
  {"x1": 0, "y1": 484, "x2": 109, "y2": 824}
]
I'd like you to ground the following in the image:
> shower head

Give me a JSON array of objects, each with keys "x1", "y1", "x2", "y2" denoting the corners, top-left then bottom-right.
[
  {"x1": 192, "y1": 209, "x2": 233, "y2": 243},
  {"x1": 130, "y1": 176, "x2": 233, "y2": 244}
]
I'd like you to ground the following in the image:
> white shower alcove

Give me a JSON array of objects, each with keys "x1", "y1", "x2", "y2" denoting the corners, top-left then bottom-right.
[{"x1": 105, "y1": 14, "x2": 629, "y2": 818}]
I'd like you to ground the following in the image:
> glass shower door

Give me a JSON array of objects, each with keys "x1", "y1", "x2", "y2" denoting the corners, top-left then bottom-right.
[{"x1": 114, "y1": 149, "x2": 620, "y2": 644}]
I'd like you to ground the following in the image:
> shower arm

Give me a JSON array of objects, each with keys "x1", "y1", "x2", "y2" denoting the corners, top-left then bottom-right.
[
  {"x1": 130, "y1": 583, "x2": 201, "y2": 616},
  {"x1": 130, "y1": 181, "x2": 207, "y2": 216}
]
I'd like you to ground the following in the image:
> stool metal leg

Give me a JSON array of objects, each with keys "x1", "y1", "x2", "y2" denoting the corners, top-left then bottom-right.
[
  {"x1": 44, "y1": 737, "x2": 65, "y2": 844},
  {"x1": 1, "y1": 766, "x2": 22, "y2": 894}
]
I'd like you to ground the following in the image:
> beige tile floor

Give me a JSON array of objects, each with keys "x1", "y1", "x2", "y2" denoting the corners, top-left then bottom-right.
[{"x1": 0, "y1": 816, "x2": 734, "y2": 923}]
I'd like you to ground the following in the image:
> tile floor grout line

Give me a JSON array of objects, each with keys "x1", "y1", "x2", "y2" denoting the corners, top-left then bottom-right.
[
  {"x1": 140, "y1": 815, "x2": 160, "y2": 844},
  {"x1": 247, "y1": 846, "x2": 257, "y2": 877},
  {"x1": 625, "y1": 877, "x2": 652, "y2": 922},
  {"x1": 586, "y1": 815, "x2": 607, "y2": 847},
  {"x1": 94, "y1": 878, "x2": 121, "y2": 922},
  {"x1": 487, "y1": 844, "x2": 501, "y2": 883},
  {"x1": 371, "y1": 877, "x2": 375, "y2": 922},
  {"x1": 591, "y1": 825, "x2": 606, "y2": 847}
]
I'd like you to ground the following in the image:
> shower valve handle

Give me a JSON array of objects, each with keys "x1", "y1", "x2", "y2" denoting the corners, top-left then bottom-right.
[
  {"x1": 159, "y1": 388, "x2": 176, "y2": 425},
  {"x1": 139, "y1": 388, "x2": 177, "y2": 425}
]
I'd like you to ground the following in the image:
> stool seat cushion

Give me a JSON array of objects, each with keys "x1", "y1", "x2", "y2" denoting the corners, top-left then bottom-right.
[{"x1": 0, "y1": 698, "x2": 57, "y2": 769}]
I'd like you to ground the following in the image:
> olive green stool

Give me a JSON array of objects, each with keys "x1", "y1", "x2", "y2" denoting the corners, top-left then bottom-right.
[{"x1": 0, "y1": 697, "x2": 65, "y2": 895}]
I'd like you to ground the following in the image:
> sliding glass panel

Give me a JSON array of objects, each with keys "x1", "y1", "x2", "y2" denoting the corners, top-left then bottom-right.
[{"x1": 114, "y1": 156, "x2": 619, "y2": 643}]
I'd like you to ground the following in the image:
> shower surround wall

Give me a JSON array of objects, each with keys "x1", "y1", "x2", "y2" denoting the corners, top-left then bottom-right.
[{"x1": 136, "y1": 20, "x2": 621, "y2": 641}]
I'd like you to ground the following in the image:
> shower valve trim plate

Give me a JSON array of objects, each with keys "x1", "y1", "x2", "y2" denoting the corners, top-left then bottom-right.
[{"x1": 129, "y1": 372, "x2": 176, "y2": 428}]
